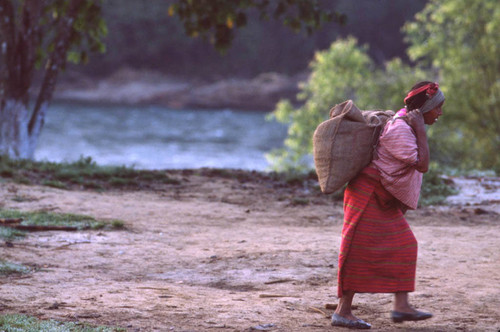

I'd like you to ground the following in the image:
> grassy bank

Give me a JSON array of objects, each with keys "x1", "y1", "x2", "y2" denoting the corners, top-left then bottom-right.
[
  {"x1": 0, "y1": 155, "x2": 319, "y2": 192},
  {"x1": 0, "y1": 155, "x2": 180, "y2": 191},
  {"x1": 0, "y1": 155, "x2": 456, "y2": 205}
]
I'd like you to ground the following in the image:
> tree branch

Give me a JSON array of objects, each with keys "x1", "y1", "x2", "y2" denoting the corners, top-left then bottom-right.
[
  {"x1": 18, "y1": 0, "x2": 43, "y2": 103},
  {"x1": 29, "y1": 0, "x2": 86, "y2": 136}
]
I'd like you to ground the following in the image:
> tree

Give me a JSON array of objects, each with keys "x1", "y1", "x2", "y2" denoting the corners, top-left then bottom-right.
[
  {"x1": 0, "y1": 0, "x2": 340, "y2": 160},
  {"x1": 82, "y1": 0, "x2": 424, "y2": 80},
  {"x1": 169, "y1": 0, "x2": 344, "y2": 51},
  {"x1": 0, "y1": 0, "x2": 106, "y2": 159},
  {"x1": 404, "y1": 0, "x2": 500, "y2": 171},
  {"x1": 269, "y1": 0, "x2": 500, "y2": 173}
]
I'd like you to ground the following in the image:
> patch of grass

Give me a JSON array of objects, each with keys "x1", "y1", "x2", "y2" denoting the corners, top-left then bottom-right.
[
  {"x1": 110, "y1": 220, "x2": 125, "y2": 229},
  {"x1": 290, "y1": 197, "x2": 310, "y2": 206},
  {"x1": 268, "y1": 169, "x2": 318, "y2": 185},
  {"x1": 109, "y1": 177, "x2": 138, "y2": 187},
  {"x1": 13, "y1": 177, "x2": 32, "y2": 185},
  {"x1": 90, "y1": 221, "x2": 106, "y2": 230},
  {"x1": 83, "y1": 181, "x2": 105, "y2": 190},
  {"x1": 139, "y1": 172, "x2": 181, "y2": 184},
  {"x1": 41, "y1": 180, "x2": 68, "y2": 189},
  {"x1": 0, "y1": 314, "x2": 125, "y2": 331},
  {"x1": 0, "y1": 261, "x2": 30, "y2": 276},
  {"x1": 0, "y1": 209, "x2": 114, "y2": 231},
  {"x1": 197, "y1": 168, "x2": 268, "y2": 183},
  {"x1": 0, "y1": 155, "x2": 181, "y2": 191},
  {"x1": 11, "y1": 195, "x2": 36, "y2": 202},
  {"x1": 0, "y1": 227, "x2": 26, "y2": 240},
  {"x1": 199, "y1": 168, "x2": 237, "y2": 179}
]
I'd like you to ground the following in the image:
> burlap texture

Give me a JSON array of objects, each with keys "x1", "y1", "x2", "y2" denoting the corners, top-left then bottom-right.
[{"x1": 313, "y1": 100, "x2": 394, "y2": 194}]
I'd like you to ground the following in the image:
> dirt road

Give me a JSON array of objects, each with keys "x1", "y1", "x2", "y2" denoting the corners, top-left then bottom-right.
[{"x1": 1, "y1": 173, "x2": 499, "y2": 331}]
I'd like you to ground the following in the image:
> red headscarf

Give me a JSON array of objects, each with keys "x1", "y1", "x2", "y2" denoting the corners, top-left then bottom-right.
[{"x1": 404, "y1": 82, "x2": 439, "y2": 105}]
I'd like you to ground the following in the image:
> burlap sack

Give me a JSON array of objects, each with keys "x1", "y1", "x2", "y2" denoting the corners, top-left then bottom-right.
[{"x1": 313, "y1": 100, "x2": 394, "y2": 194}]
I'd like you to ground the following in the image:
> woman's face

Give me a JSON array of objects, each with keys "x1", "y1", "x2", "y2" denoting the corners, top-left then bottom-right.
[{"x1": 423, "y1": 102, "x2": 444, "y2": 125}]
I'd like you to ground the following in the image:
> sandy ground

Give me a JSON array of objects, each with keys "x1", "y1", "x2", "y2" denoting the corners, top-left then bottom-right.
[{"x1": 0, "y1": 173, "x2": 499, "y2": 332}]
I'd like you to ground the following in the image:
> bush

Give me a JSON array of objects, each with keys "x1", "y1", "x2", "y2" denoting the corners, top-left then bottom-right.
[
  {"x1": 267, "y1": 37, "x2": 428, "y2": 172},
  {"x1": 420, "y1": 163, "x2": 458, "y2": 206}
]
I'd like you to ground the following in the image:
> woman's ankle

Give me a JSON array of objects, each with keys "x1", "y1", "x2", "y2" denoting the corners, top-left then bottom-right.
[
  {"x1": 335, "y1": 304, "x2": 354, "y2": 317},
  {"x1": 393, "y1": 304, "x2": 416, "y2": 313},
  {"x1": 334, "y1": 310, "x2": 357, "y2": 320},
  {"x1": 335, "y1": 291, "x2": 356, "y2": 317},
  {"x1": 393, "y1": 292, "x2": 414, "y2": 312}
]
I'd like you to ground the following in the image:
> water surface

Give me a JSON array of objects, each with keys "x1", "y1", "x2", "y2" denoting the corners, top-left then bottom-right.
[{"x1": 35, "y1": 103, "x2": 288, "y2": 171}]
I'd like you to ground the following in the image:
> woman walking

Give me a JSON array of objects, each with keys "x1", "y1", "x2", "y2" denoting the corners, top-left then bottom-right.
[{"x1": 331, "y1": 82, "x2": 445, "y2": 329}]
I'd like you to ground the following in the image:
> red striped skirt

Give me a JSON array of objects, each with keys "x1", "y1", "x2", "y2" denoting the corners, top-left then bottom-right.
[{"x1": 337, "y1": 167, "x2": 417, "y2": 298}]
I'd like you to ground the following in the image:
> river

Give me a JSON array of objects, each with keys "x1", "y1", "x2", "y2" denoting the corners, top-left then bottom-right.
[{"x1": 35, "y1": 103, "x2": 288, "y2": 171}]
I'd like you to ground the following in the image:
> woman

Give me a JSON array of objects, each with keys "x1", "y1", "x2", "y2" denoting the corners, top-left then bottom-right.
[{"x1": 331, "y1": 82, "x2": 445, "y2": 329}]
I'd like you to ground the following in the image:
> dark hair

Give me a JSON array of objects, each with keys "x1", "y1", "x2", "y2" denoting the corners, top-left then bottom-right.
[{"x1": 405, "y1": 81, "x2": 433, "y2": 110}]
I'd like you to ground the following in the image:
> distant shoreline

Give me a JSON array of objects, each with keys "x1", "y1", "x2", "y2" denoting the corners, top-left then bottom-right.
[{"x1": 54, "y1": 68, "x2": 306, "y2": 111}]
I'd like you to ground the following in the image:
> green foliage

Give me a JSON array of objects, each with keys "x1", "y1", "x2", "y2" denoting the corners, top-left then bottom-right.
[
  {"x1": 404, "y1": 0, "x2": 500, "y2": 172},
  {"x1": 420, "y1": 163, "x2": 458, "y2": 206},
  {"x1": 267, "y1": 37, "x2": 370, "y2": 171},
  {"x1": 0, "y1": 314, "x2": 125, "y2": 332},
  {"x1": 269, "y1": 0, "x2": 499, "y2": 176},
  {"x1": 81, "y1": 1, "x2": 425, "y2": 79},
  {"x1": 0, "y1": 1, "x2": 109, "y2": 160},
  {"x1": 169, "y1": 0, "x2": 343, "y2": 51},
  {"x1": 1, "y1": 0, "x2": 107, "y2": 85},
  {"x1": 268, "y1": 37, "x2": 428, "y2": 172},
  {"x1": 357, "y1": 58, "x2": 428, "y2": 111},
  {"x1": 36, "y1": 0, "x2": 107, "y2": 67}
]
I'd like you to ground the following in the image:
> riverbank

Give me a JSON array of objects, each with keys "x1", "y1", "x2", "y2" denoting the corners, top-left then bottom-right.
[{"x1": 54, "y1": 68, "x2": 305, "y2": 111}]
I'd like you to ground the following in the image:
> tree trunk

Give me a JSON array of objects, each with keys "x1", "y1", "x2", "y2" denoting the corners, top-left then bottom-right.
[
  {"x1": 0, "y1": 0, "x2": 87, "y2": 160},
  {"x1": 0, "y1": 98, "x2": 46, "y2": 159}
]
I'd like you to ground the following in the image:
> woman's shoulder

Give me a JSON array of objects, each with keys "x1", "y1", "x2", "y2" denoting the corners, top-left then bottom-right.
[{"x1": 384, "y1": 116, "x2": 414, "y2": 137}]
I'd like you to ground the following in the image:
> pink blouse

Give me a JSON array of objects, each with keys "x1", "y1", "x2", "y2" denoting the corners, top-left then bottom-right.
[{"x1": 370, "y1": 115, "x2": 423, "y2": 209}]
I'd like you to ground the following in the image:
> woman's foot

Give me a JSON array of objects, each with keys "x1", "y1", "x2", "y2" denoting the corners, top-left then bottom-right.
[
  {"x1": 392, "y1": 292, "x2": 432, "y2": 322},
  {"x1": 331, "y1": 313, "x2": 371, "y2": 329},
  {"x1": 333, "y1": 311, "x2": 358, "y2": 321},
  {"x1": 333, "y1": 291, "x2": 371, "y2": 328},
  {"x1": 391, "y1": 310, "x2": 433, "y2": 323}
]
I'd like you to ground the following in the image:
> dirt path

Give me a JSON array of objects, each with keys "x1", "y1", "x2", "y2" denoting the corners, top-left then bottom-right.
[{"x1": 0, "y1": 174, "x2": 499, "y2": 331}]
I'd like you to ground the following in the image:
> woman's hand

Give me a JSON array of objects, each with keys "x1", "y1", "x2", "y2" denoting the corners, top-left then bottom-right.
[
  {"x1": 406, "y1": 109, "x2": 430, "y2": 173},
  {"x1": 406, "y1": 109, "x2": 425, "y2": 131}
]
